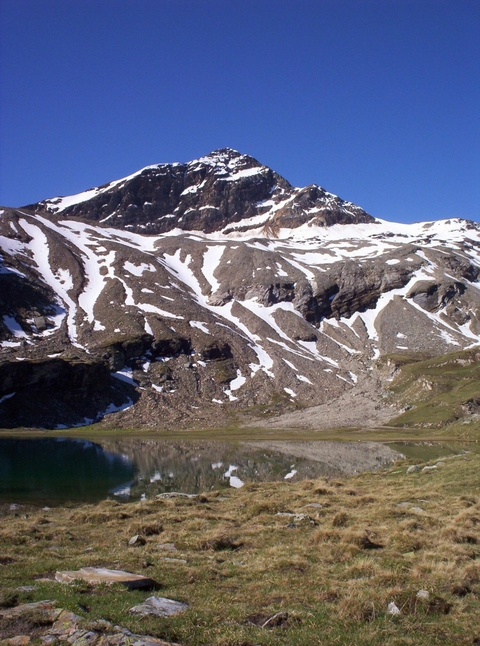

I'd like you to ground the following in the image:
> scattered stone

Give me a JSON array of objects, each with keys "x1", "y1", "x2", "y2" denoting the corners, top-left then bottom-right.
[
  {"x1": 156, "y1": 542, "x2": 178, "y2": 551},
  {"x1": 275, "y1": 512, "x2": 308, "y2": 521},
  {"x1": 406, "y1": 465, "x2": 421, "y2": 474},
  {"x1": 303, "y1": 503, "x2": 323, "y2": 509},
  {"x1": 417, "y1": 590, "x2": 430, "y2": 600},
  {"x1": 1, "y1": 602, "x2": 180, "y2": 646},
  {"x1": 396, "y1": 502, "x2": 410, "y2": 508},
  {"x1": 161, "y1": 557, "x2": 187, "y2": 564},
  {"x1": 55, "y1": 567, "x2": 157, "y2": 590},
  {"x1": 129, "y1": 596, "x2": 188, "y2": 617},
  {"x1": 422, "y1": 465, "x2": 438, "y2": 472},
  {"x1": 387, "y1": 601, "x2": 401, "y2": 615},
  {"x1": 156, "y1": 492, "x2": 198, "y2": 500},
  {"x1": 15, "y1": 586, "x2": 38, "y2": 592},
  {"x1": 128, "y1": 534, "x2": 146, "y2": 546},
  {"x1": 410, "y1": 506, "x2": 424, "y2": 513}
]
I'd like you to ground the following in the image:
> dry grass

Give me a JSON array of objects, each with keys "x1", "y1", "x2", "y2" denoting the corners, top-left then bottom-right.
[{"x1": 1, "y1": 450, "x2": 479, "y2": 645}]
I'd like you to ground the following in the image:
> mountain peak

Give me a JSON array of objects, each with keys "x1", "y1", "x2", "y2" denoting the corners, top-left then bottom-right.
[{"x1": 27, "y1": 150, "x2": 375, "y2": 235}]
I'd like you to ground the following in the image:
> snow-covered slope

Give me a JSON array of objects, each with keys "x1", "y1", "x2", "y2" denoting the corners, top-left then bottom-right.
[{"x1": 1, "y1": 150, "x2": 480, "y2": 429}]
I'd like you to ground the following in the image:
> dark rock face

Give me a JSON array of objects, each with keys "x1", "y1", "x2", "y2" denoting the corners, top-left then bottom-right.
[{"x1": 28, "y1": 148, "x2": 375, "y2": 235}]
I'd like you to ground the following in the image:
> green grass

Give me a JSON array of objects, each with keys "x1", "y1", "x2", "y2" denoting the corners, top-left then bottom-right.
[{"x1": 384, "y1": 349, "x2": 480, "y2": 435}]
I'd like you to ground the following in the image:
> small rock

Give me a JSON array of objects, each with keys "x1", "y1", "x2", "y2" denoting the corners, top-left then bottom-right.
[
  {"x1": 16, "y1": 585, "x2": 38, "y2": 592},
  {"x1": 161, "y1": 557, "x2": 187, "y2": 564},
  {"x1": 406, "y1": 465, "x2": 421, "y2": 474},
  {"x1": 422, "y1": 465, "x2": 438, "y2": 471},
  {"x1": 396, "y1": 502, "x2": 410, "y2": 508},
  {"x1": 156, "y1": 542, "x2": 178, "y2": 551},
  {"x1": 130, "y1": 596, "x2": 188, "y2": 617},
  {"x1": 129, "y1": 534, "x2": 146, "y2": 546},
  {"x1": 410, "y1": 506, "x2": 424, "y2": 513},
  {"x1": 387, "y1": 601, "x2": 401, "y2": 615},
  {"x1": 304, "y1": 503, "x2": 323, "y2": 509},
  {"x1": 417, "y1": 590, "x2": 429, "y2": 600}
]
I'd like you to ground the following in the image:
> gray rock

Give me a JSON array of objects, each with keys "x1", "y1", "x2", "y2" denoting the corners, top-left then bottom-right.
[
  {"x1": 129, "y1": 596, "x2": 188, "y2": 617},
  {"x1": 128, "y1": 534, "x2": 146, "y2": 546},
  {"x1": 55, "y1": 567, "x2": 156, "y2": 590},
  {"x1": 406, "y1": 465, "x2": 421, "y2": 474},
  {"x1": 156, "y1": 542, "x2": 178, "y2": 551},
  {"x1": 387, "y1": 601, "x2": 401, "y2": 615},
  {"x1": 417, "y1": 590, "x2": 430, "y2": 600}
]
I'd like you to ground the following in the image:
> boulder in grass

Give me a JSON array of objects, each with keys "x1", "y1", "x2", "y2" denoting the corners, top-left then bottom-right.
[
  {"x1": 130, "y1": 596, "x2": 188, "y2": 617},
  {"x1": 55, "y1": 567, "x2": 157, "y2": 590}
]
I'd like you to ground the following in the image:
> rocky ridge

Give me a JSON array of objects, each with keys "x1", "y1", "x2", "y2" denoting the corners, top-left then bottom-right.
[{"x1": 1, "y1": 148, "x2": 480, "y2": 429}]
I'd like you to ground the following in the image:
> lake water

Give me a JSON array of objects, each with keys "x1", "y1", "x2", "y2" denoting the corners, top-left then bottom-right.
[{"x1": 0, "y1": 436, "x2": 464, "y2": 506}]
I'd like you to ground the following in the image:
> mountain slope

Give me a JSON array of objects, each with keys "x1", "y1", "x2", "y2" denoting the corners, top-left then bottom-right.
[{"x1": 1, "y1": 149, "x2": 480, "y2": 429}]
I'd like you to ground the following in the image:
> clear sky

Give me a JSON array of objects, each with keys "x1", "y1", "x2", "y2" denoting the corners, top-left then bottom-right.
[{"x1": 1, "y1": 0, "x2": 479, "y2": 223}]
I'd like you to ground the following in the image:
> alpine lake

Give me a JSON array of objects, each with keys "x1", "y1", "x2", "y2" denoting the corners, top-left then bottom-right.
[{"x1": 0, "y1": 432, "x2": 466, "y2": 507}]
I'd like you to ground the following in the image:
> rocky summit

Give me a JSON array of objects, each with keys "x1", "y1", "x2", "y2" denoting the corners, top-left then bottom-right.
[{"x1": 1, "y1": 148, "x2": 480, "y2": 429}]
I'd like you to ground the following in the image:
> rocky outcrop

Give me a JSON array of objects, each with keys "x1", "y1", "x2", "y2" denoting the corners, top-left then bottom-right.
[
  {"x1": 28, "y1": 148, "x2": 375, "y2": 235},
  {"x1": 0, "y1": 601, "x2": 179, "y2": 646}
]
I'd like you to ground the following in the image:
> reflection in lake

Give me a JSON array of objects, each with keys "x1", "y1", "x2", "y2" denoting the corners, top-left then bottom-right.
[
  {"x1": 0, "y1": 437, "x2": 135, "y2": 504},
  {"x1": 3, "y1": 437, "x2": 464, "y2": 506}
]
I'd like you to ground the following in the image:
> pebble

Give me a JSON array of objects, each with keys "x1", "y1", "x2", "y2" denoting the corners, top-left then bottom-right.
[{"x1": 387, "y1": 601, "x2": 401, "y2": 615}]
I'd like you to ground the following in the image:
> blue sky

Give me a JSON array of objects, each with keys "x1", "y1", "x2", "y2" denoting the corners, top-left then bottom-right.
[{"x1": 1, "y1": 0, "x2": 479, "y2": 223}]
